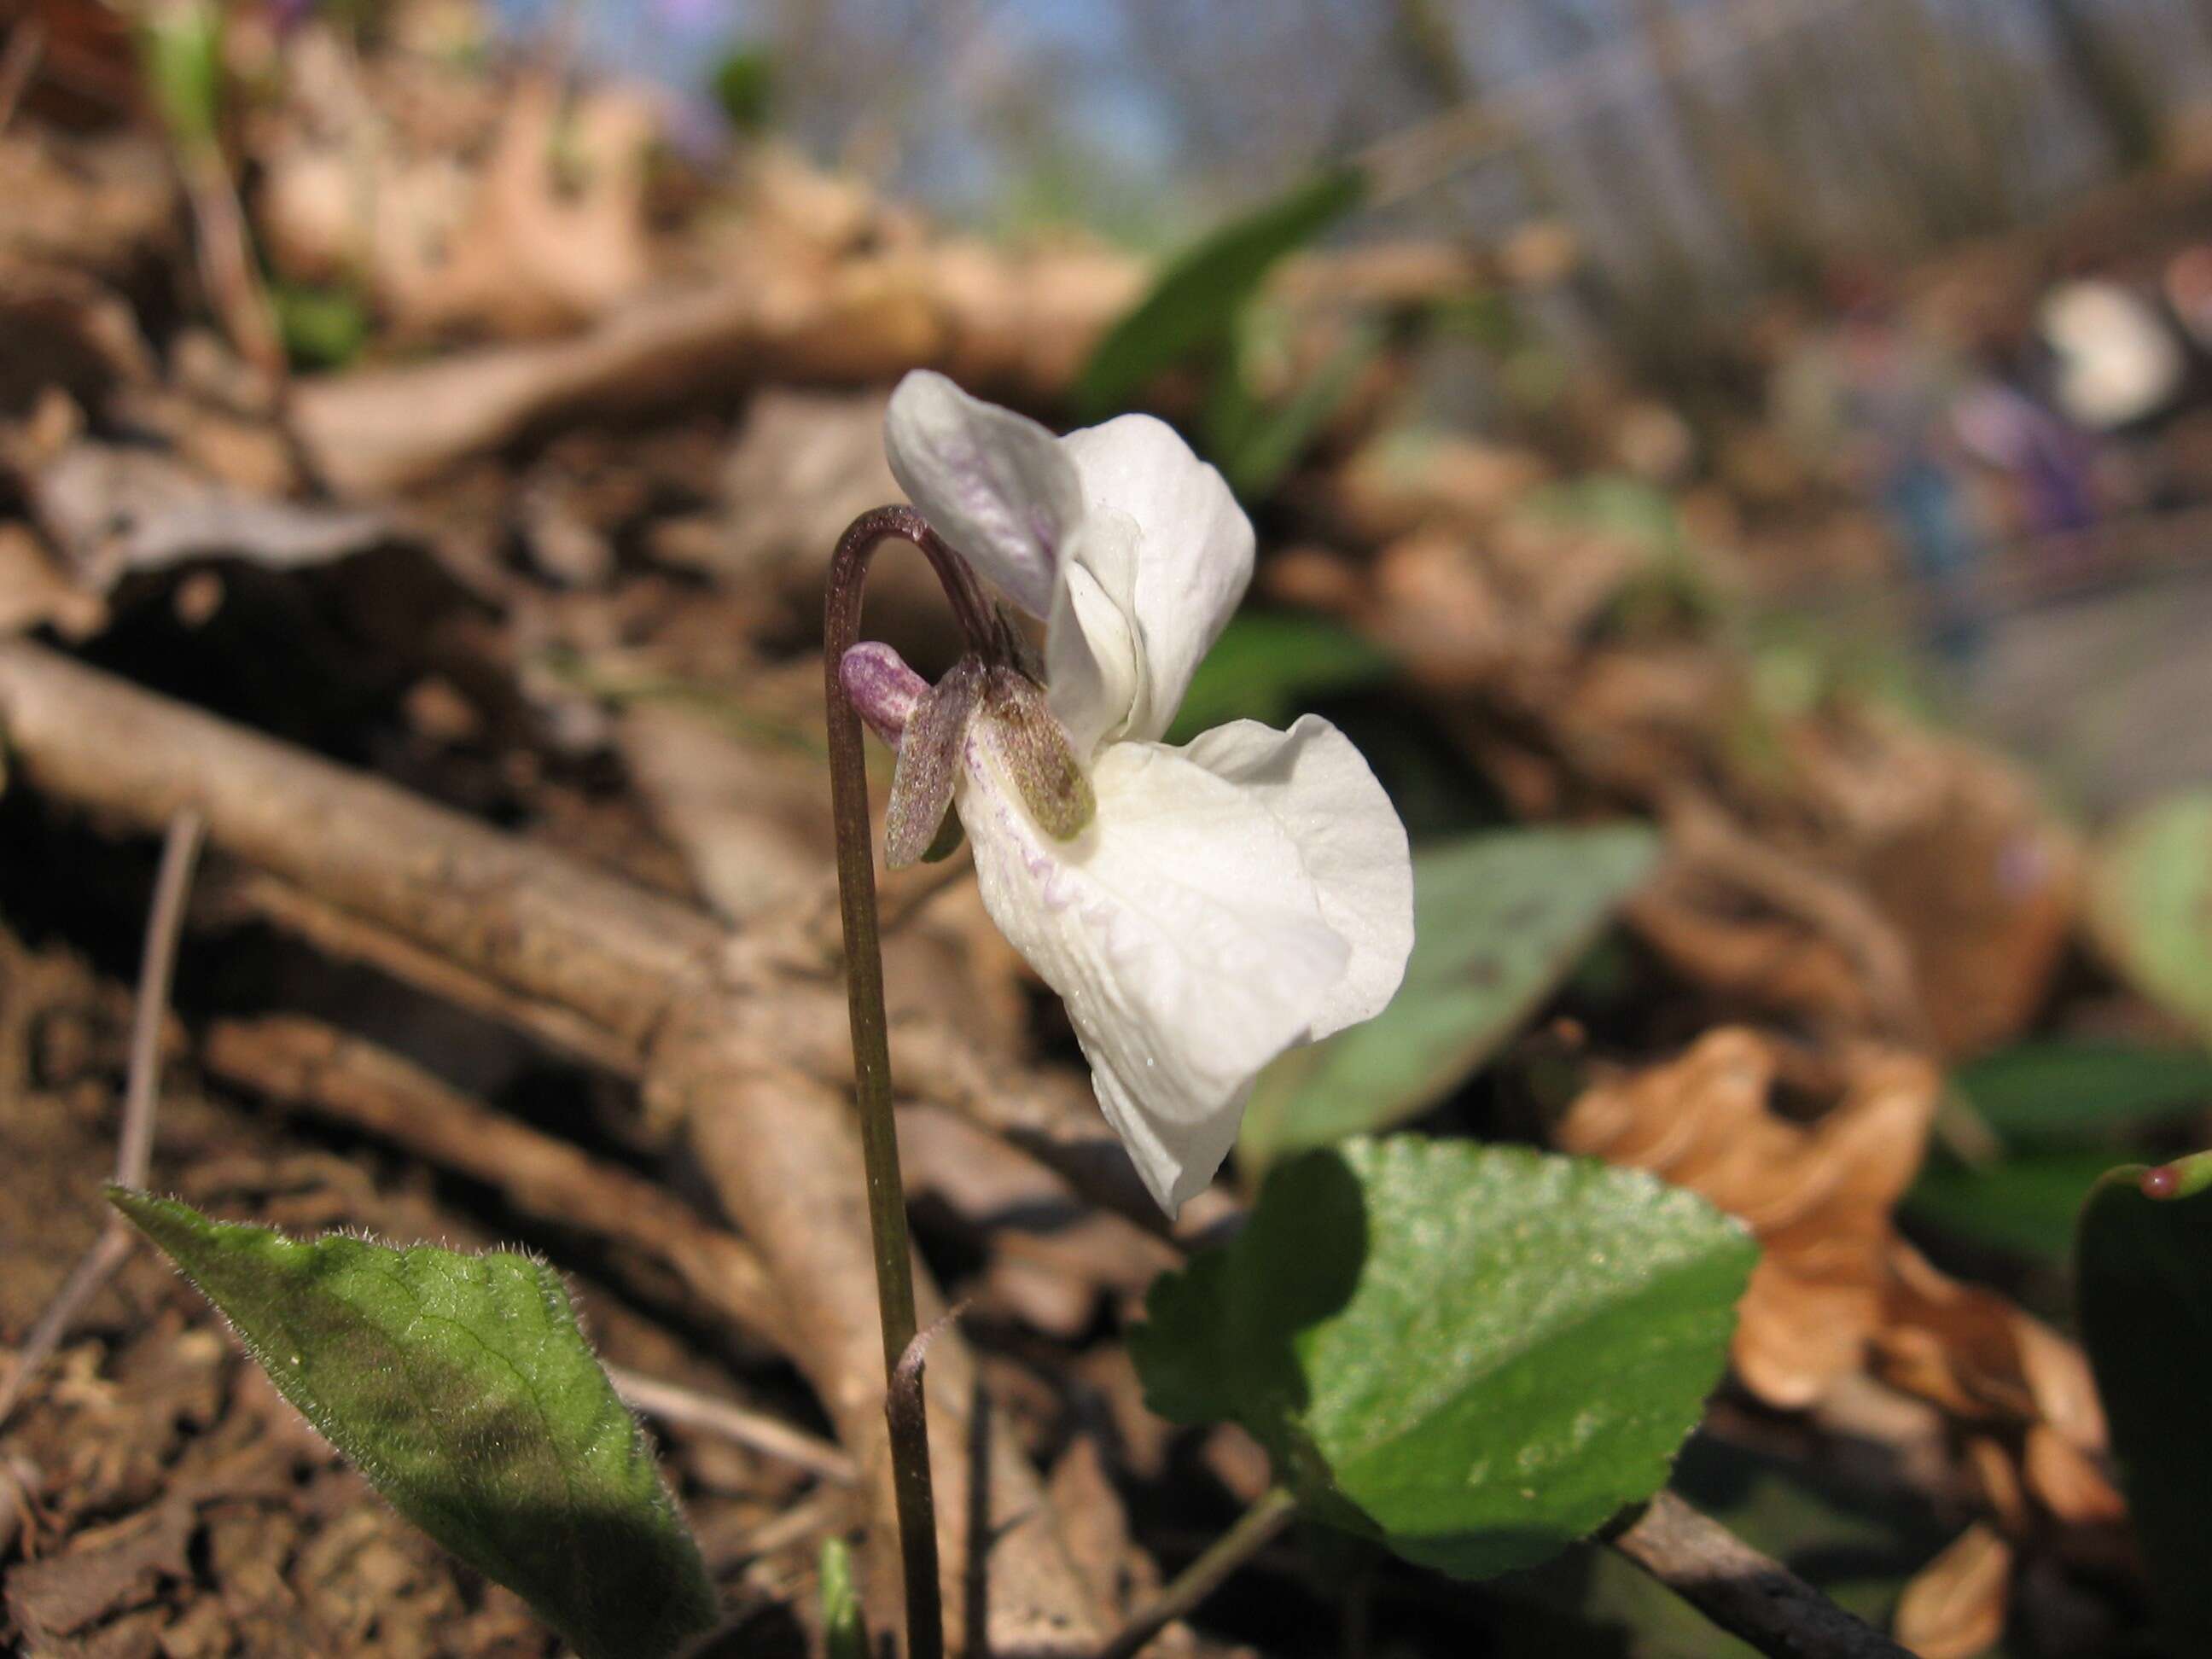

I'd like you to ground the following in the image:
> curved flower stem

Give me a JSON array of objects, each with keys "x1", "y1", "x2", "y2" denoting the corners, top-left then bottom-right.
[{"x1": 824, "y1": 505, "x2": 993, "y2": 1659}]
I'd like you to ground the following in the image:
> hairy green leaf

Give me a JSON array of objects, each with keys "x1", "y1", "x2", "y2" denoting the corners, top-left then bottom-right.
[
  {"x1": 2076, "y1": 1151, "x2": 2212, "y2": 1653},
  {"x1": 1132, "y1": 1138, "x2": 1755, "y2": 1581},
  {"x1": 2086, "y1": 791, "x2": 2212, "y2": 1045},
  {"x1": 1074, "y1": 167, "x2": 1365, "y2": 420},
  {"x1": 111, "y1": 1190, "x2": 715, "y2": 1659},
  {"x1": 1239, "y1": 825, "x2": 1661, "y2": 1172}
]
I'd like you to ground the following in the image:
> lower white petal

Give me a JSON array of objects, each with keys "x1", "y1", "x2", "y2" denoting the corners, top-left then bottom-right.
[
  {"x1": 957, "y1": 735, "x2": 1350, "y2": 1214},
  {"x1": 1179, "y1": 715, "x2": 1414, "y2": 1039}
]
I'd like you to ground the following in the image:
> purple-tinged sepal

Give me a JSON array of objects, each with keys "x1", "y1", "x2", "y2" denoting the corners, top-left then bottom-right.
[{"x1": 980, "y1": 666, "x2": 1094, "y2": 841}]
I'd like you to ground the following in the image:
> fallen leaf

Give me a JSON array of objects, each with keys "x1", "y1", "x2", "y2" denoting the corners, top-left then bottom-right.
[
  {"x1": 1559, "y1": 1026, "x2": 2109, "y2": 1532},
  {"x1": 1893, "y1": 1522, "x2": 2012, "y2": 1659},
  {"x1": 1559, "y1": 1029, "x2": 1935, "y2": 1410},
  {"x1": 3, "y1": 1497, "x2": 194, "y2": 1640}
]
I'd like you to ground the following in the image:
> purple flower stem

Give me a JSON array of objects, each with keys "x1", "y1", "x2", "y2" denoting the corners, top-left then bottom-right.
[{"x1": 822, "y1": 504, "x2": 992, "y2": 1659}]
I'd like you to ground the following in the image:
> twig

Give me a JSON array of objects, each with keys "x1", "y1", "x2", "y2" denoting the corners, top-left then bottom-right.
[
  {"x1": 0, "y1": 640, "x2": 726, "y2": 1055},
  {"x1": 0, "y1": 810, "x2": 203, "y2": 1427},
  {"x1": 1610, "y1": 1491, "x2": 1915, "y2": 1659},
  {"x1": 1093, "y1": 1487, "x2": 1300, "y2": 1659},
  {"x1": 219, "y1": 872, "x2": 648, "y2": 1078},
  {"x1": 119, "y1": 811, "x2": 205, "y2": 1188},
  {"x1": 606, "y1": 1365, "x2": 856, "y2": 1485},
  {"x1": 0, "y1": 1227, "x2": 136, "y2": 1427}
]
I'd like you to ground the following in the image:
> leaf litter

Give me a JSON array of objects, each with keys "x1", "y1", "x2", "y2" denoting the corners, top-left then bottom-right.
[{"x1": 0, "y1": 3, "x2": 2199, "y2": 1654}]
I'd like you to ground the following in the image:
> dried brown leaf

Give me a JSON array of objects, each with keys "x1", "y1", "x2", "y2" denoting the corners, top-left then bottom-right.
[
  {"x1": 1559, "y1": 1029, "x2": 1936, "y2": 1409},
  {"x1": 3, "y1": 1497, "x2": 193, "y2": 1640},
  {"x1": 1894, "y1": 1523, "x2": 2012, "y2": 1659}
]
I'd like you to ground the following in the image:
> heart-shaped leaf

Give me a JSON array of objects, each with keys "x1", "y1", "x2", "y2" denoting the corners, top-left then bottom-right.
[
  {"x1": 112, "y1": 1190, "x2": 716, "y2": 1659},
  {"x1": 1132, "y1": 1137, "x2": 1755, "y2": 1581},
  {"x1": 2076, "y1": 1151, "x2": 2212, "y2": 1654},
  {"x1": 2085, "y1": 791, "x2": 2212, "y2": 1044},
  {"x1": 1238, "y1": 825, "x2": 1661, "y2": 1171}
]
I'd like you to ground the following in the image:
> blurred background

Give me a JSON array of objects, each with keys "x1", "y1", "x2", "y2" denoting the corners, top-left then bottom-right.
[
  {"x1": 9, "y1": 1, "x2": 2212, "y2": 1655},
  {"x1": 496, "y1": 0, "x2": 2212, "y2": 806}
]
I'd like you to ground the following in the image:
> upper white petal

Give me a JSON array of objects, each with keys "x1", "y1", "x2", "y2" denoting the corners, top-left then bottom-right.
[
  {"x1": 1044, "y1": 509, "x2": 1141, "y2": 760},
  {"x1": 1056, "y1": 416, "x2": 1254, "y2": 744},
  {"x1": 883, "y1": 370, "x2": 1080, "y2": 617},
  {"x1": 956, "y1": 730, "x2": 1349, "y2": 1214},
  {"x1": 1179, "y1": 715, "x2": 1414, "y2": 1039}
]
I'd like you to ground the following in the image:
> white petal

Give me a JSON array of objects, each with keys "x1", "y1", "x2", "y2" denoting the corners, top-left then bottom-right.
[
  {"x1": 1057, "y1": 416, "x2": 1254, "y2": 743},
  {"x1": 1044, "y1": 509, "x2": 1141, "y2": 760},
  {"x1": 883, "y1": 370, "x2": 1080, "y2": 616},
  {"x1": 957, "y1": 731, "x2": 1350, "y2": 1214},
  {"x1": 1180, "y1": 716, "x2": 1414, "y2": 1039}
]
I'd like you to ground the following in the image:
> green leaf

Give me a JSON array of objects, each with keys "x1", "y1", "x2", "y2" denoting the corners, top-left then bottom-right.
[
  {"x1": 110, "y1": 1190, "x2": 715, "y2": 1659},
  {"x1": 1215, "y1": 318, "x2": 1388, "y2": 503},
  {"x1": 1954, "y1": 1039, "x2": 2212, "y2": 1144},
  {"x1": 274, "y1": 284, "x2": 371, "y2": 371},
  {"x1": 1238, "y1": 825, "x2": 1661, "y2": 1172},
  {"x1": 137, "y1": 0, "x2": 224, "y2": 154},
  {"x1": 1074, "y1": 167, "x2": 1366, "y2": 420},
  {"x1": 2075, "y1": 1151, "x2": 2212, "y2": 1651},
  {"x1": 2086, "y1": 791, "x2": 2212, "y2": 1045},
  {"x1": 1906, "y1": 1148, "x2": 2121, "y2": 1262},
  {"x1": 1132, "y1": 1137, "x2": 1755, "y2": 1581},
  {"x1": 1161, "y1": 613, "x2": 1395, "y2": 746},
  {"x1": 819, "y1": 1535, "x2": 865, "y2": 1659},
  {"x1": 713, "y1": 48, "x2": 776, "y2": 134}
]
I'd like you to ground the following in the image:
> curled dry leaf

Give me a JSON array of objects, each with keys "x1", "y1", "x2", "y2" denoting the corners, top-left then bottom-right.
[
  {"x1": 1847, "y1": 735, "x2": 2080, "y2": 1058},
  {"x1": 1558, "y1": 1032, "x2": 2112, "y2": 1505},
  {"x1": 1559, "y1": 1027, "x2": 1936, "y2": 1410},
  {"x1": 1894, "y1": 1522, "x2": 2014, "y2": 1659}
]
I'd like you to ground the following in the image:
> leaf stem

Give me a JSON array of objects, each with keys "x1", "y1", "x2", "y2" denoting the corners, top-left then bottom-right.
[
  {"x1": 824, "y1": 505, "x2": 992, "y2": 1659},
  {"x1": 1093, "y1": 1487, "x2": 1300, "y2": 1659}
]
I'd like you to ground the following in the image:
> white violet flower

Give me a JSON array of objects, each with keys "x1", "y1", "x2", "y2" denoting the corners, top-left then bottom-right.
[{"x1": 841, "y1": 370, "x2": 1414, "y2": 1215}]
